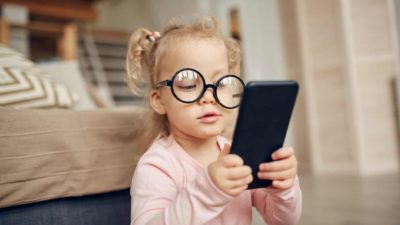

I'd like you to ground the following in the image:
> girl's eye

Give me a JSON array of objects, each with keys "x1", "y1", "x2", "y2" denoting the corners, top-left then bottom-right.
[
  {"x1": 217, "y1": 82, "x2": 227, "y2": 89},
  {"x1": 218, "y1": 78, "x2": 231, "y2": 89},
  {"x1": 177, "y1": 84, "x2": 197, "y2": 91}
]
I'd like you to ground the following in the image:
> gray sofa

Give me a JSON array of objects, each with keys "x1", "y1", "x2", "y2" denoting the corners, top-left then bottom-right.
[{"x1": 0, "y1": 189, "x2": 131, "y2": 225}]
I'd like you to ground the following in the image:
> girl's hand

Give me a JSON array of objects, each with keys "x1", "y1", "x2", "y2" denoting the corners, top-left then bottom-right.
[
  {"x1": 257, "y1": 146, "x2": 298, "y2": 190},
  {"x1": 208, "y1": 144, "x2": 253, "y2": 197}
]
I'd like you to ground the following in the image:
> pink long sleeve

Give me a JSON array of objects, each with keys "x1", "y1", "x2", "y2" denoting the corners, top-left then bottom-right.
[
  {"x1": 252, "y1": 176, "x2": 302, "y2": 225},
  {"x1": 130, "y1": 158, "x2": 233, "y2": 225},
  {"x1": 130, "y1": 136, "x2": 302, "y2": 225}
]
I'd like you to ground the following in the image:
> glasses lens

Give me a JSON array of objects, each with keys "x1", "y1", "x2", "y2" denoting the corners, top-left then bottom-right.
[
  {"x1": 172, "y1": 69, "x2": 204, "y2": 102},
  {"x1": 216, "y1": 75, "x2": 244, "y2": 108}
]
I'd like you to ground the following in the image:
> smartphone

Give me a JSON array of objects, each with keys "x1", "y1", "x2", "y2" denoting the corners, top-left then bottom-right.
[{"x1": 230, "y1": 80, "x2": 299, "y2": 189}]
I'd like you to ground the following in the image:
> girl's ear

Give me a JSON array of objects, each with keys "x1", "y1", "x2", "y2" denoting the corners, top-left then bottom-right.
[{"x1": 150, "y1": 89, "x2": 166, "y2": 115}]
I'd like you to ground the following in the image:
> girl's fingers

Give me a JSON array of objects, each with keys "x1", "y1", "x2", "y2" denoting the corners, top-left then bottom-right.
[
  {"x1": 227, "y1": 184, "x2": 249, "y2": 196},
  {"x1": 229, "y1": 174, "x2": 253, "y2": 188},
  {"x1": 220, "y1": 144, "x2": 231, "y2": 156},
  {"x1": 226, "y1": 165, "x2": 252, "y2": 180},
  {"x1": 220, "y1": 154, "x2": 244, "y2": 168},
  {"x1": 272, "y1": 147, "x2": 294, "y2": 160},
  {"x1": 257, "y1": 168, "x2": 296, "y2": 180},
  {"x1": 259, "y1": 156, "x2": 295, "y2": 172},
  {"x1": 272, "y1": 179, "x2": 294, "y2": 189}
]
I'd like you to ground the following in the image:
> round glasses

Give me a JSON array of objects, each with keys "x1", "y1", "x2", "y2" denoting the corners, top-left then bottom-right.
[{"x1": 156, "y1": 68, "x2": 244, "y2": 109}]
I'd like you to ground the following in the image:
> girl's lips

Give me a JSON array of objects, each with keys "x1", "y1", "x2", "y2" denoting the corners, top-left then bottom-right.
[{"x1": 197, "y1": 112, "x2": 221, "y2": 123}]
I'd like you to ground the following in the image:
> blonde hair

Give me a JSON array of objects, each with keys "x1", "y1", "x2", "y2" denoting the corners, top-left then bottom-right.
[{"x1": 126, "y1": 15, "x2": 241, "y2": 139}]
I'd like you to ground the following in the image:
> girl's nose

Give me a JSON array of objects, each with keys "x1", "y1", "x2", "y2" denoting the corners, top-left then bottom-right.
[{"x1": 199, "y1": 88, "x2": 216, "y2": 105}]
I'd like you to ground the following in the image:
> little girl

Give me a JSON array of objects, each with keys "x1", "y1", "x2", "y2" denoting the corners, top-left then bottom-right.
[{"x1": 126, "y1": 16, "x2": 302, "y2": 225}]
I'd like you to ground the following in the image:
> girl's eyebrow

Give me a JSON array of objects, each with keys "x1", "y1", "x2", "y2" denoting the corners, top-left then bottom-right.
[
  {"x1": 202, "y1": 69, "x2": 229, "y2": 84},
  {"x1": 210, "y1": 68, "x2": 229, "y2": 79}
]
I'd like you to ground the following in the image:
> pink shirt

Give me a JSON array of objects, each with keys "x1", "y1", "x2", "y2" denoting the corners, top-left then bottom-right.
[{"x1": 130, "y1": 135, "x2": 302, "y2": 225}]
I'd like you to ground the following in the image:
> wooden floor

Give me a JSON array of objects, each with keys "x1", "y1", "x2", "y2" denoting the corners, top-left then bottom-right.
[{"x1": 252, "y1": 173, "x2": 400, "y2": 225}]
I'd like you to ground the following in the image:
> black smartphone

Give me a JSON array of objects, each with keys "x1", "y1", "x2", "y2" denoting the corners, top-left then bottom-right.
[{"x1": 230, "y1": 80, "x2": 299, "y2": 189}]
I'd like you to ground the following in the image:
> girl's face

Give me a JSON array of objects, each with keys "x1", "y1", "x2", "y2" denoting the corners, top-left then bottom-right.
[{"x1": 150, "y1": 37, "x2": 234, "y2": 140}]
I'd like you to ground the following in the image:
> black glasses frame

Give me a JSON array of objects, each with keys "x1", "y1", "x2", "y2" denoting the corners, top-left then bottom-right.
[{"x1": 156, "y1": 68, "x2": 244, "y2": 109}]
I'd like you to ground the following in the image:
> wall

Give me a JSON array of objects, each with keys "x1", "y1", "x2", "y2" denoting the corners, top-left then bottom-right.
[
  {"x1": 94, "y1": 0, "x2": 287, "y2": 81},
  {"x1": 95, "y1": 0, "x2": 153, "y2": 31},
  {"x1": 279, "y1": 0, "x2": 400, "y2": 175}
]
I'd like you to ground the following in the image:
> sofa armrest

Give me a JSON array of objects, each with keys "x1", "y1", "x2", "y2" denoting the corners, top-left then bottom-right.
[{"x1": 0, "y1": 106, "x2": 152, "y2": 208}]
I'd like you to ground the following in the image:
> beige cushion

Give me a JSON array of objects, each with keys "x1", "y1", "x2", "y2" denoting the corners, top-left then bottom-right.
[
  {"x1": 37, "y1": 60, "x2": 97, "y2": 110},
  {"x1": 0, "y1": 45, "x2": 34, "y2": 70},
  {"x1": 0, "y1": 67, "x2": 79, "y2": 108},
  {"x1": 0, "y1": 106, "x2": 153, "y2": 208},
  {"x1": 0, "y1": 45, "x2": 79, "y2": 109}
]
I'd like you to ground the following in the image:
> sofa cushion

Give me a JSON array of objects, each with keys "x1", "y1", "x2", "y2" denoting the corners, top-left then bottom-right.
[
  {"x1": 0, "y1": 67, "x2": 79, "y2": 108},
  {"x1": 37, "y1": 60, "x2": 97, "y2": 110},
  {"x1": 0, "y1": 45, "x2": 79, "y2": 109},
  {"x1": 0, "y1": 106, "x2": 153, "y2": 208}
]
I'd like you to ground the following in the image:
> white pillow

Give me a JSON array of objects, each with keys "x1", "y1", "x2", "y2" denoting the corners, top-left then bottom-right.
[
  {"x1": 37, "y1": 60, "x2": 97, "y2": 110},
  {"x1": 0, "y1": 45, "x2": 79, "y2": 109},
  {"x1": 0, "y1": 67, "x2": 78, "y2": 108}
]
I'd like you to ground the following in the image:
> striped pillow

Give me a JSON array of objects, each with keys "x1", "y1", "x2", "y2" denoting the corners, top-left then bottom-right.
[{"x1": 0, "y1": 45, "x2": 78, "y2": 109}]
